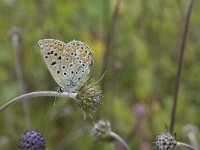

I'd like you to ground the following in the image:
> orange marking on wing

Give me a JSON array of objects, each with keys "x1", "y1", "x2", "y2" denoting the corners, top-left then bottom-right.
[
  {"x1": 59, "y1": 47, "x2": 64, "y2": 51},
  {"x1": 53, "y1": 43, "x2": 58, "y2": 49},
  {"x1": 65, "y1": 47, "x2": 71, "y2": 52},
  {"x1": 72, "y1": 45, "x2": 79, "y2": 49},
  {"x1": 58, "y1": 44, "x2": 64, "y2": 51},
  {"x1": 82, "y1": 52, "x2": 87, "y2": 57}
]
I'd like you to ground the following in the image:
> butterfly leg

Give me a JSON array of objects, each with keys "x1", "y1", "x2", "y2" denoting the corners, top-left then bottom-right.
[{"x1": 57, "y1": 86, "x2": 64, "y2": 93}]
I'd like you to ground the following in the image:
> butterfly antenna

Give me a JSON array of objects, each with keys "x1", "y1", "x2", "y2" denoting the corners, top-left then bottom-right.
[
  {"x1": 82, "y1": 71, "x2": 107, "y2": 91},
  {"x1": 85, "y1": 75, "x2": 93, "y2": 86},
  {"x1": 79, "y1": 75, "x2": 93, "y2": 91},
  {"x1": 90, "y1": 70, "x2": 107, "y2": 87}
]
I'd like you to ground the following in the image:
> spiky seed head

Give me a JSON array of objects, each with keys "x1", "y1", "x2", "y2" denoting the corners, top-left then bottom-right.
[
  {"x1": 19, "y1": 130, "x2": 46, "y2": 150},
  {"x1": 76, "y1": 86, "x2": 103, "y2": 118}
]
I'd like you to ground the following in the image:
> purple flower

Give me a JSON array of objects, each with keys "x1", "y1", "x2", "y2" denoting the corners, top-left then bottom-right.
[
  {"x1": 133, "y1": 103, "x2": 145, "y2": 121},
  {"x1": 19, "y1": 130, "x2": 45, "y2": 150},
  {"x1": 155, "y1": 133, "x2": 177, "y2": 150}
]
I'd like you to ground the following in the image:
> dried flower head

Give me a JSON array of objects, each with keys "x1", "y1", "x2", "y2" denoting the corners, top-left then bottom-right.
[
  {"x1": 92, "y1": 120, "x2": 111, "y2": 140},
  {"x1": 155, "y1": 133, "x2": 177, "y2": 150},
  {"x1": 8, "y1": 26, "x2": 22, "y2": 39},
  {"x1": 76, "y1": 86, "x2": 103, "y2": 118},
  {"x1": 19, "y1": 130, "x2": 45, "y2": 150}
]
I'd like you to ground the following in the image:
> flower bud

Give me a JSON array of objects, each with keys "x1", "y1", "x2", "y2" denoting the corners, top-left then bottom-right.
[
  {"x1": 155, "y1": 133, "x2": 177, "y2": 150},
  {"x1": 19, "y1": 130, "x2": 45, "y2": 150},
  {"x1": 76, "y1": 86, "x2": 103, "y2": 118},
  {"x1": 92, "y1": 120, "x2": 111, "y2": 140}
]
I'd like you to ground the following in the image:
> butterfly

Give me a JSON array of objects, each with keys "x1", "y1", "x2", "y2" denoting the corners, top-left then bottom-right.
[{"x1": 38, "y1": 39, "x2": 94, "y2": 92}]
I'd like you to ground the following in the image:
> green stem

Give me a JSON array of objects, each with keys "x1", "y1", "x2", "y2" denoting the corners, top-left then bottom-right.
[
  {"x1": 177, "y1": 142, "x2": 197, "y2": 150},
  {"x1": 110, "y1": 131, "x2": 129, "y2": 150},
  {"x1": 0, "y1": 91, "x2": 77, "y2": 111}
]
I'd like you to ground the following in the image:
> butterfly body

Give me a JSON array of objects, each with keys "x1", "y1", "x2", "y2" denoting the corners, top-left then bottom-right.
[{"x1": 38, "y1": 39, "x2": 94, "y2": 92}]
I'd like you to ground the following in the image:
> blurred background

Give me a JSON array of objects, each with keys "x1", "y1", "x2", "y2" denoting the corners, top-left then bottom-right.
[{"x1": 0, "y1": 0, "x2": 200, "y2": 149}]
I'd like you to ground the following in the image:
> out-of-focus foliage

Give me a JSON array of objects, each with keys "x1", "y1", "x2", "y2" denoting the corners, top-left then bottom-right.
[{"x1": 0, "y1": 0, "x2": 200, "y2": 149}]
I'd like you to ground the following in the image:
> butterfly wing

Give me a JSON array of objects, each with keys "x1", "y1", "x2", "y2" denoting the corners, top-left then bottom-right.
[
  {"x1": 38, "y1": 39, "x2": 94, "y2": 91},
  {"x1": 61, "y1": 40, "x2": 94, "y2": 91},
  {"x1": 38, "y1": 39, "x2": 68, "y2": 88}
]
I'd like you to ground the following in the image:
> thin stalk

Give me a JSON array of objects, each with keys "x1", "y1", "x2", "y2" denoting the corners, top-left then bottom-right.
[
  {"x1": 101, "y1": 0, "x2": 122, "y2": 90},
  {"x1": 110, "y1": 131, "x2": 129, "y2": 150},
  {"x1": 177, "y1": 142, "x2": 197, "y2": 150},
  {"x1": 170, "y1": 0, "x2": 194, "y2": 133},
  {"x1": 9, "y1": 27, "x2": 31, "y2": 128},
  {"x1": 0, "y1": 91, "x2": 77, "y2": 112}
]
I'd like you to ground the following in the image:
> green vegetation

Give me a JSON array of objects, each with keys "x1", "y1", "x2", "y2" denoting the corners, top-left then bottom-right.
[{"x1": 0, "y1": 0, "x2": 200, "y2": 149}]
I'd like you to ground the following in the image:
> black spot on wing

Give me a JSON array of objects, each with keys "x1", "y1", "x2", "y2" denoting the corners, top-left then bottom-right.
[{"x1": 51, "y1": 61, "x2": 56, "y2": 65}]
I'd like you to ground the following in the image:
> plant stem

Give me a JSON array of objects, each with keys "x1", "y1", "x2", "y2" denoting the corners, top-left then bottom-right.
[
  {"x1": 187, "y1": 132, "x2": 200, "y2": 150},
  {"x1": 177, "y1": 142, "x2": 197, "y2": 150},
  {"x1": 170, "y1": 0, "x2": 194, "y2": 133},
  {"x1": 0, "y1": 91, "x2": 77, "y2": 112},
  {"x1": 9, "y1": 26, "x2": 32, "y2": 128},
  {"x1": 110, "y1": 131, "x2": 129, "y2": 150},
  {"x1": 101, "y1": 0, "x2": 122, "y2": 91}
]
